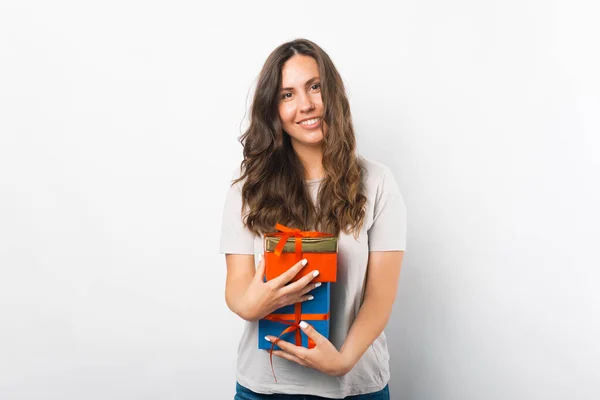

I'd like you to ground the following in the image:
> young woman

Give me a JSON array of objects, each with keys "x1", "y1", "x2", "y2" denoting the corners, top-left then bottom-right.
[{"x1": 219, "y1": 38, "x2": 406, "y2": 399}]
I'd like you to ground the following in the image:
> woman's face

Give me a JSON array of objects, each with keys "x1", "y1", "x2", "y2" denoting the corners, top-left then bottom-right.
[{"x1": 278, "y1": 54, "x2": 327, "y2": 149}]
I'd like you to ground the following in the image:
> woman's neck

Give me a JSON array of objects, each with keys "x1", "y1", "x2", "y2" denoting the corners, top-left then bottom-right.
[{"x1": 291, "y1": 141, "x2": 325, "y2": 180}]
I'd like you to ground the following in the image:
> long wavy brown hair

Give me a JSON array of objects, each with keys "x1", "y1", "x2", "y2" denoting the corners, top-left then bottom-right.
[{"x1": 233, "y1": 38, "x2": 366, "y2": 238}]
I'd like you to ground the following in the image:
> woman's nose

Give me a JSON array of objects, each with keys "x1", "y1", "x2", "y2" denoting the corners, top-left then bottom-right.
[{"x1": 298, "y1": 92, "x2": 315, "y2": 112}]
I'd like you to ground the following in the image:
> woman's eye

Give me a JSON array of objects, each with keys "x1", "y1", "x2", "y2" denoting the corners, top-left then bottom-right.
[
  {"x1": 311, "y1": 83, "x2": 321, "y2": 90},
  {"x1": 281, "y1": 92, "x2": 292, "y2": 99}
]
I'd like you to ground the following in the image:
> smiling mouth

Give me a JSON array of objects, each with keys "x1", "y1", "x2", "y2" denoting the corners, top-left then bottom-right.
[{"x1": 297, "y1": 117, "x2": 321, "y2": 126}]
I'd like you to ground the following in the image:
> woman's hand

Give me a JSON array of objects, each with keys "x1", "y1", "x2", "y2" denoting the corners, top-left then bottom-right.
[
  {"x1": 236, "y1": 255, "x2": 321, "y2": 321},
  {"x1": 266, "y1": 321, "x2": 351, "y2": 377}
]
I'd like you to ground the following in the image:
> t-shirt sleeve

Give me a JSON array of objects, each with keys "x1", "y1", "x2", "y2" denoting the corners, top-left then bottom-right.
[
  {"x1": 367, "y1": 166, "x2": 407, "y2": 251},
  {"x1": 218, "y1": 169, "x2": 256, "y2": 255}
]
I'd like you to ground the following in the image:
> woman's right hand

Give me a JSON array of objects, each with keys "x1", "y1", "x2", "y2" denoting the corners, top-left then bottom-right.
[{"x1": 237, "y1": 255, "x2": 321, "y2": 321}]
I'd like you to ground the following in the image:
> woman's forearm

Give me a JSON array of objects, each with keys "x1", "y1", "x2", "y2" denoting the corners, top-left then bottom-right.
[
  {"x1": 339, "y1": 293, "x2": 395, "y2": 373},
  {"x1": 225, "y1": 275, "x2": 254, "y2": 320},
  {"x1": 339, "y1": 251, "x2": 403, "y2": 373}
]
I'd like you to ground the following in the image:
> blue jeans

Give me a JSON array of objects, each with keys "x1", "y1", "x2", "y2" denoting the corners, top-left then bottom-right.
[{"x1": 234, "y1": 382, "x2": 390, "y2": 400}]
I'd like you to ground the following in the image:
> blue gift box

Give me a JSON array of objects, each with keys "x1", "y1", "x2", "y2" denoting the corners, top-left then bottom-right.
[{"x1": 258, "y1": 282, "x2": 330, "y2": 350}]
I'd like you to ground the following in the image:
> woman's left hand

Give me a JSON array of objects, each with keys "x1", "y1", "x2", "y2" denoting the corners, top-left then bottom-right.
[{"x1": 265, "y1": 321, "x2": 350, "y2": 377}]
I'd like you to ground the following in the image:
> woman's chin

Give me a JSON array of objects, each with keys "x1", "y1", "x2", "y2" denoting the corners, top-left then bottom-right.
[
  {"x1": 291, "y1": 136, "x2": 324, "y2": 148},
  {"x1": 289, "y1": 130, "x2": 324, "y2": 146}
]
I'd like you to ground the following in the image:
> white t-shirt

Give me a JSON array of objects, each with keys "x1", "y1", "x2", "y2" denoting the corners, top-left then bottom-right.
[{"x1": 219, "y1": 155, "x2": 407, "y2": 398}]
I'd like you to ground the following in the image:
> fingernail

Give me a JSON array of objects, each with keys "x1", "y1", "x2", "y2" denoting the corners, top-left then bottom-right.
[
  {"x1": 259, "y1": 254, "x2": 263, "y2": 262},
  {"x1": 264, "y1": 336, "x2": 271, "y2": 342},
  {"x1": 301, "y1": 259, "x2": 308, "y2": 266},
  {"x1": 308, "y1": 295, "x2": 314, "y2": 300},
  {"x1": 299, "y1": 321, "x2": 308, "y2": 329},
  {"x1": 313, "y1": 270, "x2": 319, "y2": 277},
  {"x1": 314, "y1": 282, "x2": 322, "y2": 288}
]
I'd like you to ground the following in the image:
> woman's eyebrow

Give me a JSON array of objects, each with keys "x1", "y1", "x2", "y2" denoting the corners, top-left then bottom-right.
[{"x1": 280, "y1": 76, "x2": 320, "y2": 92}]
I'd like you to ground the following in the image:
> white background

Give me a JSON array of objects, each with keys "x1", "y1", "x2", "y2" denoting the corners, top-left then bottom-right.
[{"x1": 1, "y1": 1, "x2": 599, "y2": 399}]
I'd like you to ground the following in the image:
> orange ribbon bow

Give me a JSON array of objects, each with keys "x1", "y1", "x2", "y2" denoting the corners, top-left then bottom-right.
[{"x1": 272, "y1": 222, "x2": 333, "y2": 261}]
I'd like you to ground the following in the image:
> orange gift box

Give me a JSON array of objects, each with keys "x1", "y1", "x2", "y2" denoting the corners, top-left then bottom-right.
[{"x1": 263, "y1": 223, "x2": 338, "y2": 283}]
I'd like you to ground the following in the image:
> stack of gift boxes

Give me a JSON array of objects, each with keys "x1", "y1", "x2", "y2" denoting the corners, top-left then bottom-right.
[{"x1": 258, "y1": 223, "x2": 338, "y2": 351}]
